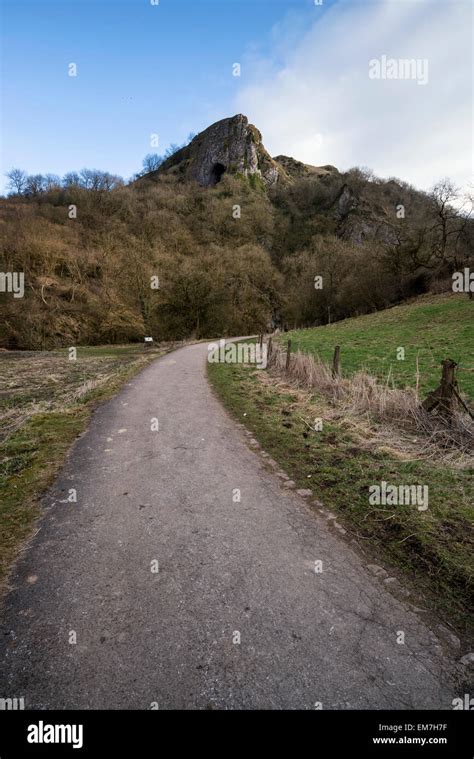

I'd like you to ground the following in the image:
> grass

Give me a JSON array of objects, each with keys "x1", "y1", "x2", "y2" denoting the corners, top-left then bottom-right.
[
  {"x1": 280, "y1": 294, "x2": 473, "y2": 400},
  {"x1": 0, "y1": 344, "x2": 172, "y2": 587},
  {"x1": 208, "y1": 357, "x2": 474, "y2": 643}
]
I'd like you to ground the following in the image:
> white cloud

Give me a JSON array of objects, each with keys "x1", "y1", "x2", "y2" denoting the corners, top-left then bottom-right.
[{"x1": 235, "y1": 0, "x2": 473, "y2": 193}]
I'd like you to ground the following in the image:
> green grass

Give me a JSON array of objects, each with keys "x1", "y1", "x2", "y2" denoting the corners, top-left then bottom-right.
[
  {"x1": 0, "y1": 344, "x2": 172, "y2": 586},
  {"x1": 281, "y1": 294, "x2": 473, "y2": 400},
  {"x1": 209, "y1": 358, "x2": 474, "y2": 642}
]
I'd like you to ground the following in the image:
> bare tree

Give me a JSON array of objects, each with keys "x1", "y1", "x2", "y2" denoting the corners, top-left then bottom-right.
[
  {"x1": 5, "y1": 168, "x2": 28, "y2": 195},
  {"x1": 79, "y1": 168, "x2": 100, "y2": 190},
  {"x1": 142, "y1": 154, "x2": 164, "y2": 173},
  {"x1": 62, "y1": 172, "x2": 81, "y2": 188},
  {"x1": 100, "y1": 172, "x2": 124, "y2": 191},
  {"x1": 25, "y1": 174, "x2": 46, "y2": 196},
  {"x1": 164, "y1": 143, "x2": 181, "y2": 160},
  {"x1": 78, "y1": 168, "x2": 123, "y2": 191},
  {"x1": 428, "y1": 179, "x2": 468, "y2": 268},
  {"x1": 44, "y1": 174, "x2": 61, "y2": 191}
]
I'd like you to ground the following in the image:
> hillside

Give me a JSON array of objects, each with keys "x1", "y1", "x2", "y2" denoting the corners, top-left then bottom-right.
[
  {"x1": 1, "y1": 115, "x2": 473, "y2": 350},
  {"x1": 281, "y1": 293, "x2": 473, "y2": 400}
]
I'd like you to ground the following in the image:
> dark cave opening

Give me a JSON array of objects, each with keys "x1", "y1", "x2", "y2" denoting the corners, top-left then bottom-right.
[{"x1": 210, "y1": 162, "x2": 226, "y2": 185}]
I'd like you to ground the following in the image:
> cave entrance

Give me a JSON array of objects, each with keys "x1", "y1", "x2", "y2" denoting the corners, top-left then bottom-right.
[{"x1": 210, "y1": 162, "x2": 226, "y2": 185}]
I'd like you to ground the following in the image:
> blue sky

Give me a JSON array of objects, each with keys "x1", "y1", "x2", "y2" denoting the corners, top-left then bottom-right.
[
  {"x1": 1, "y1": 0, "x2": 472, "y2": 195},
  {"x1": 1, "y1": 0, "x2": 332, "y2": 190}
]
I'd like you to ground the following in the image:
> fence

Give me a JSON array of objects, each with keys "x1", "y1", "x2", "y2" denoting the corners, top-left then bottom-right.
[{"x1": 266, "y1": 336, "x2": 473, "y2": 425}]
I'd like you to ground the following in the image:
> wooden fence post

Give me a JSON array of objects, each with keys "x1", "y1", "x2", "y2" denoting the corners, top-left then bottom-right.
[
  {"x1": 422, "y1": 358, "x2": 458, "y2": 417},
  {"x1": 438, "y1": 359, "x2": 458, "y2": 416},
  {"x1": 332, "y1": 346, "x2": 341, "y2": 379},
  {"x1": 267, "y1": 337, "x2": 273, "y2": 363},
  {"x1": 286, "y1": 339, "x2": 292, "y2": 372}
]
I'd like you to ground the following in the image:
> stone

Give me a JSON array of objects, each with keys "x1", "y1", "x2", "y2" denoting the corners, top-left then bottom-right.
[
  {"x1": 460, "y1": 652, "x2": 474, "y2": 667},
  {"x1": 367, "y1": 564, "x2": 388, "y2": 578},
  {"x1": 283, "y1": 480, "x2": 296, "y2": 489},
  {"x1": 145, "y1": 114, "x2": 286, "y2": 188},
  {"x1": 296, "y1": 489, "x2": 313, "y2": 498},
  {"x1": 336, "y1": 184, "x2": 358, "y2": 218},
  {"x1": 435, "y1": 625, "x2": 461, "y2": 652}
]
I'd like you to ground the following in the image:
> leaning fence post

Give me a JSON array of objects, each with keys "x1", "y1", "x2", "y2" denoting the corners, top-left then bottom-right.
[
  {"x1": 259, "y1": 333, "x2": 264, "y2": 349},
  {"x1": 422, "y1": 358, "x2": 458, "y2": 417},
  {"x1": 286, "y1": 339, "x2": 292, "y2": 372},
  {"x1": 332, "y1": 345, "x2": 341, "y2": 379}
]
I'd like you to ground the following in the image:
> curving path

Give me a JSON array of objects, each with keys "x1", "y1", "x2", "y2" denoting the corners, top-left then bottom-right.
[{"x1": 0, "y1": 342, "x2": 460, "y2": 709}]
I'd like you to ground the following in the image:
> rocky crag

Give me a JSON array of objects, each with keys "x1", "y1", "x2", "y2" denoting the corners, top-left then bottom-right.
[{"x1": 142, "y1": 114, "x2": 334, "y2": 188}]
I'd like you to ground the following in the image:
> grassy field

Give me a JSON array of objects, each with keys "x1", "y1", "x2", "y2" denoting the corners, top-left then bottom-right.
[
  {"x1": 280, "y1": 294, "x2": 473, "y2": 400},
  {"x1": 208, "y1": 358, "x2": 474, "y2": 643},
  {"x1": 0, "y1": 344, "x2": 172, "y2": 587}
]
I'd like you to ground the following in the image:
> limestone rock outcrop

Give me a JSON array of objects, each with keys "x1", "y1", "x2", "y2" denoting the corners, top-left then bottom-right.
[{"x1": 144, "y1": 114, "x2": 286, "y2": 187}]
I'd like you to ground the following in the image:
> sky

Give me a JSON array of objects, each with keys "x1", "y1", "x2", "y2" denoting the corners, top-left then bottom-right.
[{"x1": 1, "y1": 0, "x2": 472, "y2": 195}]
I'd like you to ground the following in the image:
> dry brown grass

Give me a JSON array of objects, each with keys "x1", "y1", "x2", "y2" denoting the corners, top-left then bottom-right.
[
  {"x1": 267, "y1": 341, "x2": 474, "y2": 461},
  {"x1": 0, "y1": 345, "x2": 172, "y2": 443}
]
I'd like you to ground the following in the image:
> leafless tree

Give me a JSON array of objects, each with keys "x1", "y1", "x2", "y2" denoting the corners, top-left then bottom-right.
[
  {"x1": 78, "y1": 168, "x2": 123, "y2": 191},
  {"x1": 25, "y1": 174, "x2": 46, "y2": 196},
  {"x1": 62, "y1": 172, "x2": 81, "y2": 188},
  {"x1": 44, "y1": 174, "x2": 61, "y2": 191},
  {"x1": 5, "y1": 167, "x2": 28, "y2": 195},
  {"x1": 142, "y1": 154, "x2": 164, "y2": 173},
  {"x1": 428, "y1": 179, "x2": 470, "y2": 269}
]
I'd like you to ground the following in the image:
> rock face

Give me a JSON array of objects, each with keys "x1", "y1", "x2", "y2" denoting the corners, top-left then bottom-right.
[
  {"x1": 274, "y1": 155, "x2": 338, "y2": 180},
  {"x1": 146, "y1": 114, "x2": 286, "y2": 188}
]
